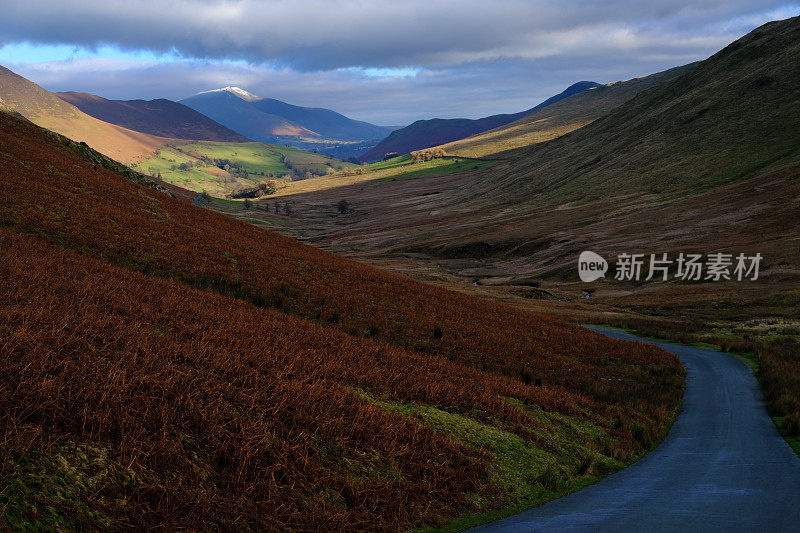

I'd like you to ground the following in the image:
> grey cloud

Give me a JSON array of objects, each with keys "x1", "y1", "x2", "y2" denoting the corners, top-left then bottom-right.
[
  {"x1": 1, "y1": 1, "x2": 794, "y2": 70},
  {"x1": 4, "y1": 1, "x2": 797, "y2": 125},
  {"x1": 0, "y1": 45, "x2": 726, "y2": 126}
]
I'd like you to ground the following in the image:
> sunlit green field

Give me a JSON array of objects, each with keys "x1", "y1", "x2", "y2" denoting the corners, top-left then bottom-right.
[
  {"x1": 367, "y1": 154, "x2": 497, "y2": 182},
  {"x1": 368, "y1": 153, "x2": 414, "y2": 170},
  {"x1": 368, "y1": 154, "x2": 496, "y2": 176},
  {"x1": 132, "y1": 141, "x2": 354, "y2": 196},
  {"x1": 179, "y1": 142, "x2": 289, "y2": 175}
]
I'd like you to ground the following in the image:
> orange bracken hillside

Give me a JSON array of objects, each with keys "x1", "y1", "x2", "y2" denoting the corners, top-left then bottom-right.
[
  {"x1": 0, "y1": 108, "x2": 683, "y2": 530},
  {"x1": 1, "y1": 228, "x2": 564, "y2": 530},
  {"x1": 0, "y1": 65, "x2": 169, "y2": 163}
]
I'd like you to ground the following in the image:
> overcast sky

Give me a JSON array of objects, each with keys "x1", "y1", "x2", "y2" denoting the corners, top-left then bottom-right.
[{"x1": 1, "y1": 1, "x2": 798, "y2": 125}]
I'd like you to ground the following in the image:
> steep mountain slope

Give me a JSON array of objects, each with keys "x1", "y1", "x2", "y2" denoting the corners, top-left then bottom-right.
[
  {"x1": 180, "y1": 87, "x2": 392, "y2": 143},
  {"x1": 56, "y1": 91, "x2": 250, "y2": 142},
  {"x1": 251, "y1": 97, "x2": 392, "y2": 141},
  {"x1": 494, "y1": 16, "x2": 800, "y2": 203},
  {"x1": 0, "y1": 105, "x2": 682, "y2": 530},
  {"x1": 359, "y1": 81, "x2": 600, "y2": 162},
  {"x1": 437, "y1": 66, "x2": 692, "y2": 158},
  {"x1": 180, "y1": 88, "x2": 319, "y2": 139},
  {"x1": 0, "y1": 65, "x2": 168, "y2": 163}
]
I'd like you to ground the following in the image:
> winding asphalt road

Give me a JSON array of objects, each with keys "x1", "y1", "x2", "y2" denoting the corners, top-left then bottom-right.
[{"x1": 472, "y1": 327, "x2": 800, "y2": 532}]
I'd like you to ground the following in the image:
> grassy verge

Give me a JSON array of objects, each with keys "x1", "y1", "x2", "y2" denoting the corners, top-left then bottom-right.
[
  {"x1": 758, "y1": 336, "x2": 800, "y2": 457},
  {"x1": 1, "y1": 444, "x2": 139, "y2": 531},
  {"x1": 773, "y1": 417, "x2": 800, "y2": 456},
  {"x1": 355, "y1": 389, "x2": 680, "y2": 532}
]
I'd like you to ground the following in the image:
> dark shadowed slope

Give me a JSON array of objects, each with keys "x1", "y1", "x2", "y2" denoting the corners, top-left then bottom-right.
[
  {"x1": 56, "y1": 91, "x2": 251, "y2": 142},
  {"x1": 359, "y1": 81, "x2": 600, "y2": 162},
  {"x1": 437, "y1": 66, "x2": 692, "y2": 158},
  {"x1": 251, "y1": 97, "x2": 393, "y2": 141},
  {"x1": 473, "y1": 328, "x2": 800, "y2": 532}
]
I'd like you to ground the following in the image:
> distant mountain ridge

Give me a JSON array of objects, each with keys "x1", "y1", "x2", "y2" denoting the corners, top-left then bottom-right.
[
  {"x1": 435, "y1": 66, "x2": 692, "y2": 159},
  {"x1": 182, "y1": 89, "x2": 318, "y2": 140},
  {"x1": 56, "y1": 91, "x2": 251, "y2": 143},
  {"x1": 489, "y1": 16, "x2": 800, "y2": 203},
  {"x1": 250, "y1": 97, "x2": 391, "y2": 141},
  {"x1": 180, "y1": 87, "x2": 393, "y2": 144},
  {"x1": 359, "y1": 81, "x2": 600, "y2": 162}
]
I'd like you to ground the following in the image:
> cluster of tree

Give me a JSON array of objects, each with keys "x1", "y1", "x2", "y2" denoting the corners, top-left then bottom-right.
[
  {"x1": 164, "y1": 148, "x2": 336, "y2": 185},
  {"x1": 187, "y1": 152, "x2": 215, "y2": 166},
  {"x1": 240, "y1": 198, "x2": 293, "y2": 216},
  {"x1": 269, "y1": 201, "x2": 293, "y2": 215},
  {"x1": 282, "y1": 157, "x2": 330, "y2": 181},
  {"x1": 411, "y1": 147, "x2": 447, "y2": 162},
  {"x1": 230, "y1": 180, "x2": 279, "y2": 199},
  {"x1": 215, "y1": 158, "x2": 248, "y2": 177},
  {"x1": 338, "y1": 164, "x2": 371, "y2": 176},
  {"x1": 383, "y1": 152, "x2": 399, "y2": 161}
]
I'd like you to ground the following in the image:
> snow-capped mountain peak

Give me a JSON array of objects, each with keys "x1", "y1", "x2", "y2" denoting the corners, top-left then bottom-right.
[{"x1": 197, "y1": 86, "x2": 261, "y2": 102}]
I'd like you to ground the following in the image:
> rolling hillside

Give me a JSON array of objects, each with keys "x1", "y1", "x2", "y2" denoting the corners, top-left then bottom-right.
[
  {"x1": 359, "y1": 81, "x2": 600, "y2": 162},
  {"x1": 280, "y1": 16, "x2": 800, "y2": 252},
  {"x1": 0, "y1": 104, "x2": 683, "y2": 530},
  {"x1": 0, "y1": 65, "x2": 168, "y2": 163},
  {"x1": 0, "y1": 67, "x2": 351, "y2": 197},
  {"x1": 490, "y1": 16, "x2": 800, "y2": 203},
  {"x1": 56, "y1": 91, "x2": 251, "y2": 142},
  {"x1": 436, "y1": 66, "x2": 692, "y2": 158},
  {"x1": 131, "y1": 141, "x2": 353, "y2": 197},
  {"x1": 252, "y1": 17, "x2": 800, "y2": 346}
]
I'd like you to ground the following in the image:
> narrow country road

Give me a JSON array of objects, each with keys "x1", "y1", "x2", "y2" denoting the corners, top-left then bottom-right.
[{"x1": 471, "y1": 327, "x2": 800, "y2": 532}]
